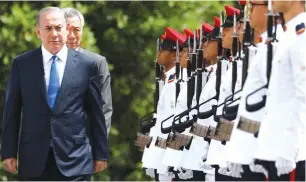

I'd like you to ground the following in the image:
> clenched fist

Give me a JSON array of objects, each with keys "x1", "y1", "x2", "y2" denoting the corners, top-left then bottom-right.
[{"x1": 3, "y1": 158, "x2": 18, "y2": 173}]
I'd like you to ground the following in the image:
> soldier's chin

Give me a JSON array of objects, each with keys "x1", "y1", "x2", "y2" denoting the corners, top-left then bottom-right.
[{"x1": 67, "y1": 43, "x2": 77, "y2": 49}]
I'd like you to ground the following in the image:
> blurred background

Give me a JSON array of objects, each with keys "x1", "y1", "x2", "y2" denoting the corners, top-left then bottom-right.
[{"x1": 0, "y1": 1, "x2": 233, "y2": 181}]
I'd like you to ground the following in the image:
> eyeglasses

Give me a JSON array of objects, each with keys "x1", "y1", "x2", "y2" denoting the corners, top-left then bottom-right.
[
  {"x1": 250, "y1": 2, "x2": 268, "y2": 11},
  {"x1": 206, "y1": 37, "x2": 218, "y2": 41}
]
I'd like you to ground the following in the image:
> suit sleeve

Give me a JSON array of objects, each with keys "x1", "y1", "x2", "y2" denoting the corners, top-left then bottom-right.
[
  {"x1": 279, "y1": 34, "x2": 306, "y2": 162},
  {"x1": 1, "y1": 58, "x2": 22, "y2": 160},
  {"x1": 85, "y1": 61, "x2": 109, "y2": 161},
  {"x1": 98, "y1": 57, "x2": 113, "y2": 136}
]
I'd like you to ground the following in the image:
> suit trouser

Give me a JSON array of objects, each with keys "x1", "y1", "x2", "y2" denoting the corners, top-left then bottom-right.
[
  {"x1": 19, "y1": 148, "x2": 92, "y2": 181},
  {"x1": 294, "y1": 160, "x2": 305, "y2": 181},
  {"x1": 241, "y1": 164, "x2": 266, "y2": 181},
  {"x1": 255, "y1": 160, "x2": 305, "y2": 181}
]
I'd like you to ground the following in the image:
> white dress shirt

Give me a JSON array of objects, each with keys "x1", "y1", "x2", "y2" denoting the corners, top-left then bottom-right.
[{"x1": 41, "y1": 44, "x2": 68, "y2": 89}]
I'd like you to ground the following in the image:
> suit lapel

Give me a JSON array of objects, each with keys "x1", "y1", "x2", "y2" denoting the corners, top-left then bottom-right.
[
  {"x1": 53, "y1": 48, "x2": 78, "y2": 113},
  {"x1": 33, "y1": 48, "x2": 52, "y2": 112}
]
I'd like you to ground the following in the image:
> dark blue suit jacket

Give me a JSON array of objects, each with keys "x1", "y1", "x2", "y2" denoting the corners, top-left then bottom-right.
[{"x1": 1, "y1": 47, "x2": 109, "y2": 178}]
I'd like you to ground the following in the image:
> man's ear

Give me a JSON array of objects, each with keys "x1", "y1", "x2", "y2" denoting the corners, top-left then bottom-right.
[
  {"x1": 35, "y1": 25, "x2": 41, "y2": 39},
  {"x1": 171, "y1": 50, "x2": 177, "y2": 59}
]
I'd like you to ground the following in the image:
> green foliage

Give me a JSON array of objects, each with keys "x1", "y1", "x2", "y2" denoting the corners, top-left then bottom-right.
[{"x1": 0, "y1": 1, "x2": 232, "y2": 180}]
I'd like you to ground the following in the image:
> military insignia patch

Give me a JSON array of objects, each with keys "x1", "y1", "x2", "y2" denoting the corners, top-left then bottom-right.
[
  {"x1": 296, "y1": 23, "x2": 305, "y2": 35},
  {"x1": 168, "y1": 73, "x2": 175, "y2": 83}
]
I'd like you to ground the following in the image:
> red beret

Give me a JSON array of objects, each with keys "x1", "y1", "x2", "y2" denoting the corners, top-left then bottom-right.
[
  {"x1": 214, "y1": 16, "x2": 221, "y2": 28},
  {"x1": 161, "y1": 27, "x2": 186, "y2": 46},
  {"x1": 202, "y1": 22, "x2": 214, "y2": 33},
  {"x1": 239, "y1": 0, "x2": 246, "y2": 6},
  {"x1": 225, "y1": 5, "x2": 240, "y2": 16}
]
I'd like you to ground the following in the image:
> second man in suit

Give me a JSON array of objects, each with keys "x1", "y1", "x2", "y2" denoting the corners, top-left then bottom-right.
[{"x1": 62, "y1": 7, "x2": 113, "y2": 135}]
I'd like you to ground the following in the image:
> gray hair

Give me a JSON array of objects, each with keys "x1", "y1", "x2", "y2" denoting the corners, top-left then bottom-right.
[
  {"x1": 36, "y1": 7, "x2": 65, "y2": 27},
  {"x1": 62, "y1": 7, "x2": 85, "y2": 28}
]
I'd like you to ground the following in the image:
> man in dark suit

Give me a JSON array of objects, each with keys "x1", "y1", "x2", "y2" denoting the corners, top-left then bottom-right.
[
  {"x1": 62, "y1": 8, "x2": 113, "y2": 135},
  {"x1": 1, "y1": 7, "x2": 109, "y2": 181}
]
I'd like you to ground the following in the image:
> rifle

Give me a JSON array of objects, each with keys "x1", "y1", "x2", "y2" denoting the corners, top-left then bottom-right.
[
  {"x1": 222, "y1": 6, "x2": 251, "y2": 119},
  {"x1": 175, "y1": 40, "x2": 181, "y2": 104}
]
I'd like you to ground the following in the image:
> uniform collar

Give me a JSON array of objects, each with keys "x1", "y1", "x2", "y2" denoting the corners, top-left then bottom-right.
[
  {"x1": 257, "y1": 24, "x2": 284, "y2": 46},
  {"x1": 285, "y1": 12, "x2": 306, "y2": 33}
]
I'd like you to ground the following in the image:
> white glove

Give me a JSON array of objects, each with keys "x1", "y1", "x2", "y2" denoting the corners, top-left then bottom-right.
[
  {"x1": 199, "y1": 161, "x2": 214, "y2": 171},
  {"x1": 201, "y1": 144, "x2": 209, "y2": 161},
  {"x1": 199, "y1": 149, "x2": 212, "y2": 171},
  {"x1": 218, "y1": 166, "x2": 242, "y2": 178},
  {"x1": 249, "y1": 161, "x2": 268, "y2": 178},
  {"x1": 177, "y1": 168, "x2": 193, "y2": 179},
  {"x1": 226, "y1": 163, "x2": 243, "y2": 178},
  {"x1": 145, "y1": 168, "x2": 155, "y2": 178},
  {"x1": 205, "y1": 173, "x2": 215, "y2": 182},
  {"x1": 218, "y1": 166, "x2": 229, "y2": 176},
  {"x1": 275, "y1": 157, "x2": 296, "y2": 177}
]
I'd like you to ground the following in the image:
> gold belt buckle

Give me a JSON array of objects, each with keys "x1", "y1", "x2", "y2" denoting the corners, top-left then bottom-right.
[
  {"x1": 206, "y1": 126, "x2": 216, "y2": 139},
  {"x1": 214, "y1": 117, "x2": 234, "y2": 141},
  {"x1": 237, "y1": 116, "x2": 261, "y2": 134},
  {"x1": 155, "y1": 136, "x2": 167, "y2": 149},
  {"x1": 134, "y1": 132, "x2": 152, "y2": 151},
  {"x1": 168, "y1": 133, "x2": 192, "y2": 150},
  {"x1": 189, "y1": 123, "x2": 209, "y2": 137}
]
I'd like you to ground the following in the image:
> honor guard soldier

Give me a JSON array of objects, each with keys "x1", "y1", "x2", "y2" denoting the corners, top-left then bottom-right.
[
  {"x1": 176, "y1": 20, "x2": 220, "y2": 181},
  {"x1": 204, "y1": 5, "x2": 242, "y2": 181},
  {"x1": 160, "y1": 29, "x2": 189, "y2": 181},
  {"x1": 222, "y1": 0, "x2": 281, "y2": 180},
  {"x1": 142, "y1": 27, "x2": 186, "y2": 181},
  {"x1": 178, "y1": 23, "x2": 216, "y2": 181},
  {"x1": 254, "y1": 0, "x2": 306, "y2": 180}
]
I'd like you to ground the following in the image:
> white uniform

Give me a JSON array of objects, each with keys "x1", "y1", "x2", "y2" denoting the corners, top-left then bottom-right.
[
  {"x1": 224, "y1": 25, "x2": 285, "y2": 169},
  {"x1": 142, "y1": 67, "x2": 176, "y2": 180},
  {"x1": 205, "y1": 58, "x2": 242, "y2": 168},
  {"x1": 162, "y1": 69, "x2": 188, "y2": 170},
  {"x1": 255, "y1": 12, "x2": 306, "y2": 164},
  {"x1": 223, "y1": 33, "x2": 268, "y2": 167},
  {"x1": 179, "y1": 64, "x2": 218, "y2": 175}
]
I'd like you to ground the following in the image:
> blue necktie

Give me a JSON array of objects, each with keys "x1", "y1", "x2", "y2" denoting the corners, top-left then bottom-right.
[{"x1": 48, "y1": 55, "x2": 60, "y2": 109}]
